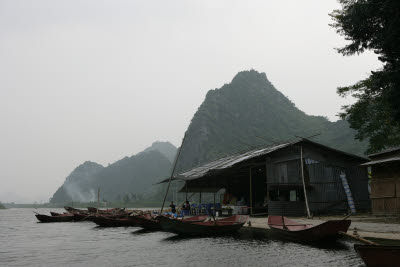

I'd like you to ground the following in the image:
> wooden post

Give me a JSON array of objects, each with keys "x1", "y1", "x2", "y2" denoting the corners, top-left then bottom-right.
[
  {"x1": 161, "y1": 133, "x2": 187, "y2": 213},
  {"x1": 199, "y1": 191, "x2": 202, "y2": 215},
  {"x1": 97, "y1": 188, "x2": 100, "y2": 215},
  {"x1": 185, "y1": 182, "x2": 188, "y2": 201},
  {"x1": 212, "y1": 190, "x2": 216, "y2": 220},
  {"x1": 265, "y1": 161, "x2": 269, "y2": 209},
  {"x1": 300, "y1": 145, "x2": 311, "y2": 218},
  {"x1": 249, "y1": 167, "x2": 253, "y2": 216}
]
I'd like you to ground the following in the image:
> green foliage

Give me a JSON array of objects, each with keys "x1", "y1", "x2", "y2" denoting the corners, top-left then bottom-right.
[
  {"x1": 0, "y1": 202, "x2": 5, "y2": 209},
  {"x1": 330, "y1": 0, "x2": 400, "y2": 153},
  {"x1": 176, "y1": 70, "x2": 368, "y2": 172}
]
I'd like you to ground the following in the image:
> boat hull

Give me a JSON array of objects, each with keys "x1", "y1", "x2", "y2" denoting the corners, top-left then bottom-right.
[
  {"x1": 161, "y1": 215, "x2": 249, "y2": 236},
  {"x1": 92, "y1": 216, "x2": 139, "y2": 227},
  {"x1": 158, "y1": 215, "x2": 208, "y2": 232},
  {"x1": 354, "y1": 244, "x2": 400, "y2": 267},
  {"x1": 268, "y1": 217, "x2": 351, "y2": 242},
  {"x1": 35, "y1": 214, "x2": 74, "y2": 223},
  {"x1": 133, "y1": 214, "x2": 162, "y2": 230}
]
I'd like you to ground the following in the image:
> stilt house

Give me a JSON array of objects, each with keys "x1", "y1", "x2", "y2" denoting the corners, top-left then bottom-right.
[{"x1": 169, "y1": 138, "x2": 370, "y2": 216}]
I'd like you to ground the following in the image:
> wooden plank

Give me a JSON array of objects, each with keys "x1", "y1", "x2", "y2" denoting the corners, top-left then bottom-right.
[
  {"x1": 384, "y1": 198, "x2": 397, "y2": 213},
  {"x1": 371, "y1": 180, "x2": 395, "y2": 198},
  {"x1": 372, "y1": 198, "x2": 384, "y2": 214}
]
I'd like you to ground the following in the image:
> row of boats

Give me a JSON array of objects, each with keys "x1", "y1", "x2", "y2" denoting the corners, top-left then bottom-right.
[
  {"x1": 34, "y1": 207, "x2": 249, "y2": 236},
  {"x1": 35, "y1": 207, "x2": 400, "y2": 267}
]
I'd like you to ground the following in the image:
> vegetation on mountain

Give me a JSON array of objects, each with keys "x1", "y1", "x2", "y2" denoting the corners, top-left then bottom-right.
[
  {"x1": 330, "y1": 0, "x2": 400, "y2": 153},
  {"x1": 0, "y1": 203, "x2": 5, "y2": 209},
  {"x1": 176, "y1": 70, "x2": 368, "y2": 172},
  {"x1": 143, "y1": 141, "x2": 177, "y2": 162},
  {"x1": 50, "y1": 142, "x2": 176, "y2": 204}
]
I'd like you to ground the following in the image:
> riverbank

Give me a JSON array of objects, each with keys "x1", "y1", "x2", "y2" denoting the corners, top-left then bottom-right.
[{"x1": 245, "y1": 215, "x2": 400, "y2": 241}]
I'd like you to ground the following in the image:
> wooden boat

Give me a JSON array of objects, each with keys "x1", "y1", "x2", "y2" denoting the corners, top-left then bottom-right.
[
  {"x1": 50, "y1": 212, "x2": 61, "y2": 216},
  {"x1": 133, "y1": 214, "x2": 162, "y2": 230},
  {"x1": 158, "y1": 215, "x2": 208, "y2": 232},
  {"x1": 92, "y1": 216, "x2": 139, "y2": 227},
  {"x1": 64, "y1": 206, "x2": 86, "y2": 213},
  {"x1": 87, "y1": 207, "x2": 98, "y2": 213},
  {"x1": 72, "y1": 212, "x2": 95, "y2": 221},
  {"x1": 35, "y1": 213, "x2": 74, "y2": 223},
  {"x1": 267, "y1": 216, "x2": 351, "y2": 242},
  {"x1": 354, "y1": 244, "x2": 400, "y2": 267},
  {"x1": 159, "y1": 215, "x2": 249, "y2": 236}
]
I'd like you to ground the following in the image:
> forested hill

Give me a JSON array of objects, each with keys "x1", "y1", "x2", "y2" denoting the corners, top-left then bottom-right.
[
  {"x1": 50, "y1": 142, "x2": 177, "y2": 203},
  {"x1": 176, "y1": 70, "x2": 368, "y2": 172}
]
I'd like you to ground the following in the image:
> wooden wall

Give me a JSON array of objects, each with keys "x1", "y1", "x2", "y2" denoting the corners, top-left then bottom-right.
[{"x1": 371, "y1": 163, "x2": 400, "y2": 215}]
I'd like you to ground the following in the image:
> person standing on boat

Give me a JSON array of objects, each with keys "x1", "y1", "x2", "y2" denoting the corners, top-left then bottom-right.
[{"x1": 169, "y1": 201, "x2": 176, "y2": 214}]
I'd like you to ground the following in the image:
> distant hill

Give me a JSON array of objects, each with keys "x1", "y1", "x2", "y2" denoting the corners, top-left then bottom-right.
[
  {"x1": 50, "y1": 142, "x2": 177, "y2": 203},
  {"x1": 176, "y1": 70, "x2": 368, "y2": 172},
  {"x1": 144, "y1": 141, "x2": 177, "y2": 162}
]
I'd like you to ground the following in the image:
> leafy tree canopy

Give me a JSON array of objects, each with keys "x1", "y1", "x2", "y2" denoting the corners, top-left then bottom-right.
[{"x1": 330, "y1": 0, "x2": 400, "y2": 153}]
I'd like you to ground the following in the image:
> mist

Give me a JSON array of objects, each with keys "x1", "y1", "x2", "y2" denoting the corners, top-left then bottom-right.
[{"x1": 0, "y1": 0, "x2": 380, "y2": 203}]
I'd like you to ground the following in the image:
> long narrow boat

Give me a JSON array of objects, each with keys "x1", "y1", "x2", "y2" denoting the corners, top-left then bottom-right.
[
  {"x1": 64, "y1": 206, "x2": 86, "y2": 213},
  {"x1": 87, "y1": 207, "x2": 98, "y2": 213},
  {"x1": 133, "y1": 214, "x2": 162, "y2": 230},
  {"x1": 158, "y1": 215, "x2": 208, "y2": 232},
  {"x1": 160, "y1": 215, "x2": 249, "y2": 236},
  {"x1": 267, "y1": 216, "x2": 351, "y2": 242},
  {"x1": 72, "y1": 212, "x2": 95, "y2": 221},
  {"x1": 92, "y1": 215, "x2": 140, "y2": 227},
  {"x1": 354, "y1": 244, "x2": 400, "y2": 267},
  {"x1": 35, "y1": 213, "x2": 74, "y2": 223}
]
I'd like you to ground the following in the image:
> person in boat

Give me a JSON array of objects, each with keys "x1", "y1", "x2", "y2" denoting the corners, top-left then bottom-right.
[
  {"x1": 182, "y1": 200, "x2": 190, "y2": 211},
  {"x1": 169, "y1": 201, "x2": 176, "y2": 214}
]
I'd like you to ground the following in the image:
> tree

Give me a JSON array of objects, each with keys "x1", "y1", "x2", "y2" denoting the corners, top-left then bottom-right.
[{"x1": 330, "y1": 0, "x2": 400, "y2": 153}]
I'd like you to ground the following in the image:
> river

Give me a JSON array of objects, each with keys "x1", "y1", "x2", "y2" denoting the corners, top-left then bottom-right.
[{"x1": 0, "y1": 208, "x2": 364, "y2": 266}]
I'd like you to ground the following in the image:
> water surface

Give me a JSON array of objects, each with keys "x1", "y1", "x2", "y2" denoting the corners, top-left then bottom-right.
[{"x1": 0, "y1": 208, "x2": 364, "y2": 266}]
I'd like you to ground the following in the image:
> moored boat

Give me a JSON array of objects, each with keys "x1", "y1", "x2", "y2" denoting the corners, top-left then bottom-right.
[
  {"x1": 354, "y1": 244, "x2": 400, "y2": 267},
  {"x1": 87, "y1": 207, "x2": 98, "y2": 213},
  {"x1": 267, "y1": 216, "x2": 351, "y2": 242},
  {"x1": 133, "y1": 214, "x2": 162, "y2": 230},
  {"x1": 64, "y1": 206, "x2": 86, "y2": 213},
  {"x1": 158, "y1": 215, "x2": 208, "y2": 232},
  {"x1": 92, "y1": 216, "x2": 139, "y2": 227},
  {"x1": 35, "y1": 213, "x2": 74, "y2": 223},
  {"x1": 160, "y1": 215, "x2": 249, "y2": 236}
]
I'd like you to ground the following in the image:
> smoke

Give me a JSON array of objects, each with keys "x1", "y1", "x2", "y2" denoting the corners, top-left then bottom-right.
[{"x1": 63, "y1": 182, "x2": 97, "y2": 202}]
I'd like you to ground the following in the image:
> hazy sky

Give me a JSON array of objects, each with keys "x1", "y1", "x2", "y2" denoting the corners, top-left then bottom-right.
[{"x1": 0, "y1": 0, "x2": 380, "y2": 203}]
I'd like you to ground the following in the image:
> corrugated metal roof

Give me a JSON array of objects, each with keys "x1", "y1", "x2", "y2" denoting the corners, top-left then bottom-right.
[
  {"x1": 174, "y1": 142, "x2": 291, "y2": 181},
  {"x1": 361, "y1": 156, "x2": 400, "y2": 166},
  {"x1": 368, "y1": 146, "x2": 400, "y2": 157},
  {"x1": 157, "y1": 138, "x2": 368, "y2": 184}
]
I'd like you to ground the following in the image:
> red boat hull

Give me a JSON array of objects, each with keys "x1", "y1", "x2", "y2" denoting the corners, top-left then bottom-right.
[
  {"x1": 160, "y1": 215, "x2": 249, "y2": 236},
  {"x1": 354, "y1": 244, "x2": 400, "y2": 267},
  {"x1": 268, "y1": 216, "x2": 351, "y2": 242}
]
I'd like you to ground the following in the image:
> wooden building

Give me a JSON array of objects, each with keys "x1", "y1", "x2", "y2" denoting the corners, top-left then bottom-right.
[
  {"x1": 362, "y1": 147, "x2": 400, "y2": 215},
  {"x1": 168, "y1": 138, "x2": 370, "y2": 216}
]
